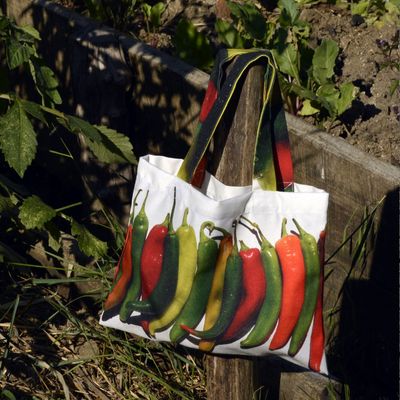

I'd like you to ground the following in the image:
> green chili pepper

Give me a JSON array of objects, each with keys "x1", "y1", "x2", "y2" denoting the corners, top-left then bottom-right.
[
  {"x1": 239, "y1": 217, "x2": 282, "y2": 348},
  {"x1": 119, "y1": 191, "x2": 149, "y2": 322},
  {"x1": 181, "y1": 225, "x2": 243, "y2": 341},
  {"x1": 125, "y1": 189, "x2": 179, "y2": 317},
  {"x1": 148, "y1": 208, "x2": 197, "y2": 335},
  {"x1": 288, "y1": 219, "x2": 320, "y2": 356},
  {"x1": 170, "y1": 221, "x2": 218, "y2": 343}
]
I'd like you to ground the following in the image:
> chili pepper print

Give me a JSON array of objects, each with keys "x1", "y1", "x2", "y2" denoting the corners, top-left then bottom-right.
[
  {"x1": 138, "y1": 212, "x2": 170, "y2": 334},
  {"x1": 103, "y1": 224, "x2": 133, "y2": 317},
  {"x1": 199, "y1": 233, "x2": 233, "y2": 352},
  {"x1": 170, "y1": 222, "x2": 219, "y2": 343},
  {"x1": 140, "y1": 213, "x2": 170, "y2": 299},
  {"x1": 269, "y1": 218, "x2": 305, "y2": 351},
  {"x1": 107, "y1": 190, "x2": 143, "y2": 293},
  {"x1": 125, "y1": 189, "x2": 179, "y2": 317},
  {"x1": 219, "y1": 240, "x2": 266, "y2": 344},
  {"x1": 181, "y1": 223, "x2": 243, "y2": 342},
  {"x1": 309, "y1": 230, "x2": 326, "y2": 372},
  {"x1": 288, "y1": 219, "x2": 321, "y2": 357},
  {"x1": 119, "y1": 191, "x2": 150, "y2": 322},
  {"x1": 148, "y1": 208, "x2": 197, "y2": 335},
  {"x1": 239, "y1": 217, "x2": 282, "y2": 348}
]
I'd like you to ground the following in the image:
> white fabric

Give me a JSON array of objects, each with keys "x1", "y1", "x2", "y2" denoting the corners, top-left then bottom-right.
[{"x1": 100, "y1": 155, "x2": 329, "y2": 374}]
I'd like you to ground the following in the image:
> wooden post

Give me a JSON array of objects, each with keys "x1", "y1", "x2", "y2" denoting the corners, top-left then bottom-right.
[{"x1": 206, "y1": 61, "x2": 265, "y2": 400}]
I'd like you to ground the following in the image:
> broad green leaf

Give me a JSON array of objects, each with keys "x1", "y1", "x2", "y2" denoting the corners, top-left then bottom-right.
[
  {"x1": 150, "y1": 3, "x2": 166, "y2": 29},
  {"x1": 272, "y1": 44, "x2": 300, "y2": 83},
  {"x1": 67, "y1": 115, "x2": 102, "y2": 142},
  {"x1": 0, "y1": 194, "x2": 13, "y2": 212},
  {"x1": 20, "y1": 99, "x2": 48, "y2": 125},
  {"x1": 45, "y1": 221, "x2": 61, "y2": 252},
  {"x1": 19, "y1": 195, "x2": 56, "y2": 230},
  {"x1": 0, "y1": 100, "x2": 37, "y2": 177},
  {"x1": 312, "y1": 39, "x2": 339, "y2": 85},
  {"x1": 86, "y1": 125, "x2": 136, "y2": 164},
  {"x1": 215, "y1": 19, "x2": 246, "y2": 49},
  {"x1": 30, "y1": 62, "x2": 62, "y2": 105},
  {"x1": 227, "y1": 1, "x2": 266, "y2": 41},
  {"x1": 142, "y1": 3, "x2": 151, "y2": 18},
  {"x1": 317, "y1": 83, "x2": 340, "y2": 117},
  {"x1": 18, "y1": 25, "x2": 41, "y2": 40},
  {"x1": 173, "y1": 19, "x2": 214, "y2": 70},
  {"x1": 71, "y1": 220, "x2": 108, "y2": 258},
  {"x1": 278, "y1": 0, "x2": 299, "y2": 25},
  {"x1": 299, "y1": 99, "x2": 320, "y2": 116},
  {"x1": 351, "y1": 0, "x2": 369, "y2": 16},
  {"x1": 6, "y1": 38, "x2": 35, "y2": 69},
  {"x1": 337, "y1": 82, "x2": 356, "y2": 115},
  {"x1": 0, "y1": 389, "x2": 17, "y2": 400}
]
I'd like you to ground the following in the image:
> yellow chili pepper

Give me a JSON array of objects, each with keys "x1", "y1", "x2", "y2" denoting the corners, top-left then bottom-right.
[
  {"x1": 148, "y1": 208, "x2": 197, "y2": 335},
  {"x1": 199, "y1": 233, "x2": 233, "y2": 352}
]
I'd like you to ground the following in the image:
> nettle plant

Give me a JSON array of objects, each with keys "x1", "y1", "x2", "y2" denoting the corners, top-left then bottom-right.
[
  {"x1": 0, "y1": 16, "x2": 135, "y2": 262},
  {"x1": 215, "y1": 0, "x2": 357, "y2": 127}
]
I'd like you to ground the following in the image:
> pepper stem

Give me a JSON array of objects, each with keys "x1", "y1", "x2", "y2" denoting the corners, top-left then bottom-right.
[
  {"x1": 161, "y1": 212, "x2": 170, "y2": 227},
  {"x1": 169, "y1": 187, "x2": 177, "y2": 231},
  {"x1": 138, "y1": 190, "x2": 149, "y2": 216},
  {"x1": 200, "y1": 221, "x2": 214, "y2": 242},
  {"x1": 130, "y1": 189, "x2": 143, "y2": 224},
  {"x1": 181, "y1": 208, "x2": 189, "y2": 226},
  {"x1": 292, "y1": 218, "x2": 306, "y2": 237},
  {"x1": 239, "y1": 240, "x2": 249, "y2": 251},
  {"x1": 232, "y1": 220, "x2": 239, "y2": 254},
  {"x1": 240, "y1": 215, "x2": 272, "y2": 247},
  {"x1": 281, "y1": 218, "x2": 288, "y2": 238},
  {"x1": 212, "y1": 226, "x2": 230, "y2": 237}
]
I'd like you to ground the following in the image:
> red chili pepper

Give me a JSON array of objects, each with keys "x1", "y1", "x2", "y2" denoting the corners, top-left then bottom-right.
[
  {"x1": 138, "y1": 212, "x2": 170, "y2": 333},
  {"x1": 104, "y1": 225, "x2": 133, "y2": 311},
  {"x1": 269, "y1": 218, "x2": 305, "y2": 350},
  {"x1": 309, "y1": 230, "x2": 326, "y2": 372},
  {"x1": 219, "y1": 241, "x2": 266, "y2": 343}
]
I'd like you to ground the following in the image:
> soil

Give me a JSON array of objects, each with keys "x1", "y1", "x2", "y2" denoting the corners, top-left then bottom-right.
[{"x1": 57, "y1": 0, "x2": 400, "y2": 166}]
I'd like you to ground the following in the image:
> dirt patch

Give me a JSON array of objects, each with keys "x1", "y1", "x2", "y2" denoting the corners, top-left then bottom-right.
[
  {"x1": 300, "y1": 5, "x2": 400, "y2": 165},
  {"x1": 55, "y1": 0, "x2": 400, "y2": 166}
]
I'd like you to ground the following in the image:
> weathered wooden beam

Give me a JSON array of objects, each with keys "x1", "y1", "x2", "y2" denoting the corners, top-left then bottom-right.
[{"x1": 205, "y1": 61, "x2": 264, "y2": 400}]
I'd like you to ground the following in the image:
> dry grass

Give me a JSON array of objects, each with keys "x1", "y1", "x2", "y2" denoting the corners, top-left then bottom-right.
[{"x1": 0, "y1": 258, "x2": 207, "y2": 400}]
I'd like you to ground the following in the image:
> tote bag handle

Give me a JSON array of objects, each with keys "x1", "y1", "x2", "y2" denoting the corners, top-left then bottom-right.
[{"x1": 177, "y1": 49, "x2": 294, "y2": 192}]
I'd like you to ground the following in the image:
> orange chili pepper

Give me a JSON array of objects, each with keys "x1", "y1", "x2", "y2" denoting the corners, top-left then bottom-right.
[{"x1": 269, "y1": 218, "x2": 305, "y2": 350}]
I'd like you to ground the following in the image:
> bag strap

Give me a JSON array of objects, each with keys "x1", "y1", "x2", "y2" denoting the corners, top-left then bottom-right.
[{"x1": 177, "y1": 49, "x2": 294, "y2": 192}]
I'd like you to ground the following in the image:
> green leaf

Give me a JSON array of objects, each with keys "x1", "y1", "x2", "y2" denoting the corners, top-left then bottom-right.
[
  {"x1": 173, "y1": 19, "x2": 214, "y2": 70},
  {"x1": 18, "y1": 25, "x2": 41, "y2": 40},
  {"x1": 1, "y1": 389, "x2": 17, "y2": 400},
  {"x1": 45, "y1": 221, "x2": 61, "y2": 252},
  {"x1": 71, "y1": 220, "x2": 108, "y2": 258},
  {"x1": 272, "y1": 44, "x2": 300, "y2": 83},
  {"x1": 0, "y1": 99, "x2": 37, "y2": 177},
  {"x1": 19, "y1": 195, "x2": 57, "y2": 230},
  {"x1": 215, "y1": 19, "x2": 246, "y2": 48},
  {"x1": 0, "y1": 194, "x2": 13, "y2": 212},
  {"x1": 316, "y1": 83, "x2": 340, "y2": 117},
  {"x1": 227, "y1": 1, "x2": 266, "y2": 41},
  {"x1": 86, "y1": 125, "x2": 136, "y2": 164},
  {"x1": 278, "y1": 0, "x2": 299, "y2": 25},
  {"x1": 29, "y1": 62, "x2": 62, "y2": 105},
  {"x1": 67, "y1": 115, "x2": 102, "y2": 142},
  {"x1": 312, "y1": 39, "x2": 339, "y2": 85},
  {"x1": 351, "y1": 0, "x2": 369, "y2": 16},
  {"x1": 6, "y1": 38, "x2": 35, "y2": 69},
  {"x1": 337, "y1": 82, "x2": 356, "y2": 115},
  {"x1": 20, "y1": 99, "x2": 48, "y2": 125},
  {"x1": 299, "y1": 99, "x2": 320, "y2": 116},
  {"x1": 150, "y1": 3, "x2": 166, "y2": 29}
]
